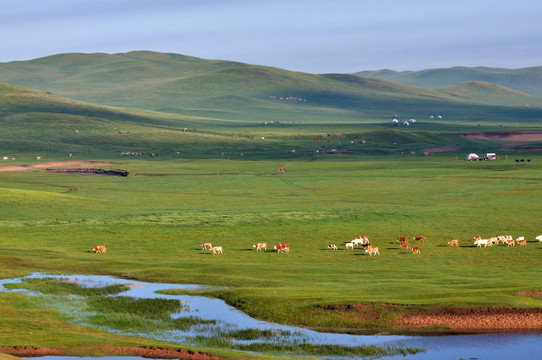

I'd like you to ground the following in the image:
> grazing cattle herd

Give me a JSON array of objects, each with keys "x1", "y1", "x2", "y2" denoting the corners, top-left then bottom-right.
[{"x1": 91, "y1": 233, "x2": 542, "y2": 258}]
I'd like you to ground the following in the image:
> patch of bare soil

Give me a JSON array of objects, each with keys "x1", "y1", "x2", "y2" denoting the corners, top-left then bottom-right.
[
  {"x1": 0, "y1": 345, "x2": 223, "y2": 360},
  {"x1": 518, "y1": 290, "x2": 542, "y2": 297},
  {"x1": 0, "y1": 347, "x2": 62, "y2": 357},
  {"x1": 398, "y1": 307, "x2": 542, "y2": 333},
  {"x1": 321, "y1": 302, "x2": 542, "y2": 334},
  {"x1": 419, "y1": 146, "x2": 460, "y2": 153},
  {"x1": 275, "y1": 163, "x2": 293, "y2": 175},
  {"x1": 0, "y1": 161, "x2": 113, "y2": 172},
  {"x1": 460, "y1": 130, "x2": 542, "y2": 142}
]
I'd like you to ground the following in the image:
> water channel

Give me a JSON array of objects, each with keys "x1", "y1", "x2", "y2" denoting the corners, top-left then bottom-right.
[{"x1": 2, "y1": 273, "x2": 541, "y2": 359}]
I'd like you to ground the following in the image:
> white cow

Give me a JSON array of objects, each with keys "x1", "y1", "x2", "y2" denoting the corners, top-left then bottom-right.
[
  {"x1": 345, "y1": 242, "x2": 354, "y2": 250},
  {"x1": 474, "y1": 239, "x2": 489, "y2": 248},
  {"x1": 536, "y1": 235, "x2": 542, "y2": 243},
  {"x1": 210, "y1": 246, "x2": 223, "y2": 255}
]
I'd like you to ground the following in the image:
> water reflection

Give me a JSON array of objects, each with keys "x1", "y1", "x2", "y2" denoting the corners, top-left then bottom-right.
[{"x1": 3, "y1": 273, "x2": 542, "y2": 359}]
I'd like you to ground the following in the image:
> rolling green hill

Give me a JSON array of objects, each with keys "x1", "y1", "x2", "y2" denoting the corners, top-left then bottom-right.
[
  {"x1": 2, "y1": 52, "x2": 542, "y2": 159},
  {"x1": 1, "y1": 51, "x2": 542, "y2": 123},
  {"x1": 356, "y1": 66, "x2": 542, "y2": 97}
]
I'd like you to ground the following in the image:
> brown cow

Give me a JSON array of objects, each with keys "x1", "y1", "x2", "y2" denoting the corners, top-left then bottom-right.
[
  {"x1": 412, "y1": 247, "x2": 420, "y2": 254},
  {"x1": 274, "y1": 243, "x2": 290, "y2": 253},
  {"x1": 92, "y1": 245, "x2": 107, "y2": 253},
  {"x1": 447, "y1": 240, "x2": 459, "y2": 247},
  {"x1": 413, "y1": 236, "x2": 424, "y2": 243}
]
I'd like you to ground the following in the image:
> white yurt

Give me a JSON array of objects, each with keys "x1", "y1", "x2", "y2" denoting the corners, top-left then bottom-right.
[{"x1": 466, "y1": 153, "x2": 480, "y2": 161}]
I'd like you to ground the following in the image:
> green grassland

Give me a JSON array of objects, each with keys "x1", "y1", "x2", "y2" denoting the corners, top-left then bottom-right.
[
  {"x1": 2, "y1": 156, "x2": 542, "y2": 325},
  {"x1": 2, "y1": 53, "x2": 542, "y2": 357},
  {"x1": 2, "y1": 51, "x2": 542, "y2": 123}
]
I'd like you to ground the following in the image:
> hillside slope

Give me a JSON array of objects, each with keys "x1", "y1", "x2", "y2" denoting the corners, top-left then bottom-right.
[
  {"x1": 2, "y1": 80, "x2": 542, "y2": 159},
  {"x1": 0, "y1": 81, "x2": 245, "y2": 156},
  {"x1": 356, "y1": 66, "x2": 542, "y2": 97},
  {"x1": 1, "y1": 52, "x2": 542, "y2": 123}
]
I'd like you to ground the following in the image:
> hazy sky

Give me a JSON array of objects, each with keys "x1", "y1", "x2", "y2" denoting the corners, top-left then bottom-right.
[{"x1": 1, "y1": 0, "x2": 541, "y2": 73}]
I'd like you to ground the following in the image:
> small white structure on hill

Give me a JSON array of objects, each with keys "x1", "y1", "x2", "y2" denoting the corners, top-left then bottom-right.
[
  {"x1": 466, "y1": 153, "x2": 480, "y2": 161},
  {"x1": 391, "y1": 118, "x2": 399, "y2": 124},
  {"x1": 487, "y1": 153, "x2": 496, "y2": 160}
]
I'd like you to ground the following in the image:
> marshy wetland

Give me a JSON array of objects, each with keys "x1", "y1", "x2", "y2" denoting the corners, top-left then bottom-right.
[{"x1": 3, "y1": 273, "x2": 542, "y2": 360}]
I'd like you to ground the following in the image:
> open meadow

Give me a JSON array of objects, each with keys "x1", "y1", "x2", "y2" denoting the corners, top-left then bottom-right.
[
  {"x1": 2, "y1": 153, "x2": 542, "y2": 346},
  {"x1": 2, "y1": 52, "x2": 542, "y2": 358}
]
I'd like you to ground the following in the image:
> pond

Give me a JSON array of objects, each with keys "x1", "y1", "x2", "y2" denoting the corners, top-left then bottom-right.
[{"x1": 2, "y1": 273, "x2": 542, "y2": 359}]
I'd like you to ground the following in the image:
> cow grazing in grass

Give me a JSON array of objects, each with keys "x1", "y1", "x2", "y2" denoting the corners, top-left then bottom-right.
[
  {"x1": 447, "y1": 240, "x2": 459, "y2": 247},
  {"x1": 506, "y1": 239, "x2": 515, "y2": 246},
  {"x1": 412, "y1": 247, "x2": 420, "y2": 254},
  {"x1": 253, "y1": 242, "x2": 267, "y2": 251},
  {"x1": 92, "y1": 245, "x2": 107, "y2": 253},
  {"x1": 413, "y1": 236, "x2": 424, "y2": 243},
  {"x1": 274, "y1": 243, "x2": 289, "y2": 253},
  {"x1": 200, "y1": 243, "x2": 212, "y2": 250},
  {"x1": 210, "y1": 246, "x2": 223, "y2": 255},
  {"x1": 536, "y1": 235, "x2": 542, "y2": 243},
  {"x1": 516, "y1": 237, "x2": 527, "y2": 246},
  {"x1": 488, "y1": 237, "x2": 499, "y2": 246},
  {"x1": 398, "y1": 242, "x2": 410, "y2": 250},
  {"x1": 327, "y1": 244, "x2": 338, "y2": 250},
  {"x1": 474, "y1": 239, "x2": 489, "y2": 248},
  {"x1": 345, "y1": 242, "x2": 354, "y2": 250},
  {"x1": 397, "y1": 236, "x2": 408, "y2": 243},
  {"x1": 365, "y1": 246, "x2": 380, "y2": 256}
]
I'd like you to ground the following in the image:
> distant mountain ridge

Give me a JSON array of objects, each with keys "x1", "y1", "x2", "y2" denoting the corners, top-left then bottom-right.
[{"x1": 355, "y1": 66, "x2": 542, "y2": 98}]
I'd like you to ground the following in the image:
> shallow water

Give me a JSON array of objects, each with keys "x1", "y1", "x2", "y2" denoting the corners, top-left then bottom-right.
[{"x1": 3, "y1": 273, "x2": 542, "y2": 359}]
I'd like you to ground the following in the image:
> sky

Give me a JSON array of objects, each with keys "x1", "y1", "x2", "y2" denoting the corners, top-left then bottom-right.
[{"x1": 1, "y1": 0, "x2": 542, "y2": 74}]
